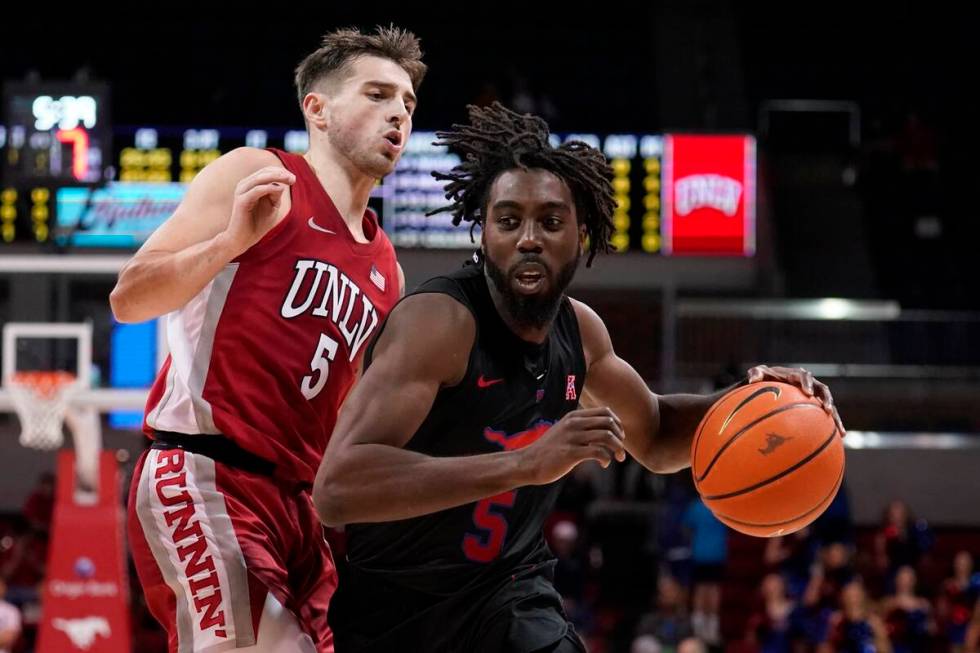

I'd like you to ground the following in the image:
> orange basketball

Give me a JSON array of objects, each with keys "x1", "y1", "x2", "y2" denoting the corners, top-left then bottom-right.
[{"x1": 691, "y1": 381, "x2": 845, "y2": 538}]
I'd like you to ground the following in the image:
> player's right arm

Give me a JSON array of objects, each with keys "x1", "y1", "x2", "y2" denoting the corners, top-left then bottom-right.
[
  {"x1": 312, "y1": 292, "x2": 626, "y2": 527},
  {"x1": 109, "y1": 147, "x2": 295, "y2": 323}
]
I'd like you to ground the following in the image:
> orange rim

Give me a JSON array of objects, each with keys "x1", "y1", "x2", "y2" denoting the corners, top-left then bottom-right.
[{"x1": 10, "y1": 371, "x2": 77, "y2": 399}]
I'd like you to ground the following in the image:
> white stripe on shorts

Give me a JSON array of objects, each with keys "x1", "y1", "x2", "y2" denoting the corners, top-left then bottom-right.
[{"x1": 135, "y1": 448, "x2": 255, "y2": 652}]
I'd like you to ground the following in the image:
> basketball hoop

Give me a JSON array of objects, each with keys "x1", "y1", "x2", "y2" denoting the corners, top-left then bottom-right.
[{"x1": 8, "y1": 371, "x2": 81, "y2": 450}]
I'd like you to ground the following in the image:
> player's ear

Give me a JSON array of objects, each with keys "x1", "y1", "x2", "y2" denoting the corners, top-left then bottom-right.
[
  {"x1": 302, "y1": 92, "x2": 330, "y2": 130},
  {"x1": 578, "y1": 224, "x2": 587, "y2": 254}
]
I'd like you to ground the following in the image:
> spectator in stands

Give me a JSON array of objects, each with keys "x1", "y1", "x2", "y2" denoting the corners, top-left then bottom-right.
[
  {"x1": 21, "y1": 473, "x2": 55, "y2": 534},
  {"x1": 937, "y1": 551, "x2": 980, "y2": 652},
  {"x1": 0, "y1": 579, "x2": 21, "y2": 653},
  {"x1": 677, "y1": 636, "x2": 707, "y2": 653},
  {"x1": 800, "y1": 541, "x2": 856, "y2": 646},
  {"x1": 965, "y1": 602, "x2": 980, "y2": 653},
  {"x1": 658, "y1": 474, "x2": 698, "y2": 586},
  {"x1": 631, "y1": 634, "x2": 663, "y2": 653},
  {"x1": 744, "y1": 573, "x2": 799, "y2": 653},
  {"x1": 554, "y1": 462, "x2": 600, "y2": 525},
  {"x1": 874, "y1": 500, "x2": 932, "y2": 579},
  {"x1": 552, "y1": 520, "x2": 586, "y2": 602},
  {"x1": 881, "y1": 565, "x2": 934, "y2": 652},
  {"x1": 635, "y1": 574, "x2": 694, "y2": 650},
  {"x1": 764, "y1": 527, "x2": 818, "y2": 600},
  {"x1": 0, "y1": 526, "x2": 46, "y2": 607},
  {"x1": 682, "y1": 497, "x2": 727, "y2": 647},
  {"x1": 820, "y1": 580, "x2": 892, "y2": 653}
]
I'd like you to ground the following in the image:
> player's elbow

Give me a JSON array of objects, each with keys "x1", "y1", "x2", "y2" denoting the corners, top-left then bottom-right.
[
  {"x1": 110, "y1": 259, "x2": 164, "y2": 323},
  {"x1": 110, "y1": 261, "x2": 145, "y2": 323},
  {"x1": 313, "y1": 495, "x2": 346, "y2": 529},
  {"x1": 109, "y1": 284, "x2": 138, "y2": 323},
  {"x1": 639, "y1": 447, "x2": 690, "y2": 475},
  {"x1": 110, "y1": 284, "x2": 155, "y2": 324},
  {"x1": 312, "y1": 464, "x2": 350, "y2": 528}
]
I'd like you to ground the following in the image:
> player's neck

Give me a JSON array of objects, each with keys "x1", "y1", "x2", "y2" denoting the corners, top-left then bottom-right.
[{"x1": 303, "y1": 148, "x2": 376, "y2": 228}]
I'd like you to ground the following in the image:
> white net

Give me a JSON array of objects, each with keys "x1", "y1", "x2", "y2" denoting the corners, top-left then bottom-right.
[{"x1": 8, "y1": 372, "x2": 81, "y2": 450}]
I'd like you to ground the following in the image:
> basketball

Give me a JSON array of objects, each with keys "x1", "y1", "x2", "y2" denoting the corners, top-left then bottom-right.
[{"x1": 691, "y1": 381, "x2": 845, "y2": 538}]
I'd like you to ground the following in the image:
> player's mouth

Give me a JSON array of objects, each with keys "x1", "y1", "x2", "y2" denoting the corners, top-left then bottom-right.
[
  {"x1": 512, "y1": 262, "x2": 548, "y2": 294},
  {"x1": 382, "y1": 130, "x2": 403, "y2": 155}
]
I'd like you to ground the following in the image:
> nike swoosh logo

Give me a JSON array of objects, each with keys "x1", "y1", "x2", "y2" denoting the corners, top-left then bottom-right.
[
  {"x1": 719, "y1": 385, "x2": 781, "y2": 434},
  {"x1": 308, "y1": 217, "x2": 336, "y2": 235},
  {"x1": 477, "y1": 375, "x2": 504, "y2": 389}
]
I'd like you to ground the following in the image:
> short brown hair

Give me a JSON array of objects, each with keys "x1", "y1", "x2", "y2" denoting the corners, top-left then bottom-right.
[{"x1": 294, "y1": 25, "x2": 427, "y2": 106}]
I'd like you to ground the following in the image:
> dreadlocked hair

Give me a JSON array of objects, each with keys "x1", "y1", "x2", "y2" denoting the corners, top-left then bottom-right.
[{"x1": 427, "y1": 102, "x2": 616, "y2": 266}]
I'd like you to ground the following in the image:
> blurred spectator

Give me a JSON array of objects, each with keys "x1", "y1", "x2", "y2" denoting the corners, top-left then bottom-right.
[
  {"x1": 764, "y1": 527, "x2": 818, "y2": 600},
  {"x1": 21, "y1": 473, "x2": 55, "y2": 534},
  {"x1": 800, "y1": 541, "x2": 856, "y2": 645},
  {"x1": 631, "y1": 634, "x2": 663, "y2": 653},
  {"x1": 551, "y1": 520, "x2": 587, "y2": 607},
  {"x1": 677, "y1": 636, "x2": 707, "y2": 653},
  {"x1": 966, "y1": 601, "x2": 980, "y2": 653},
  {"x1": 657, "y1": 475, "x2": 698, "y2": 586},
  {"x1": 806, "y1": 542, "x2": 856, "y2": 607},
  {"x1": 554, "y1": 462, "x2": 600, "y2": 525},
  {"x1": 0, "y1": 527, "x2": 47, "y2": 606},
  {"x1": 881, "y1": 565, "x2": 934, "y2": 653},
  {"x1": 682, "y1": 498, "x2": 727, "y2": 647},
  {"x1": 744, "y1": 573, "x2": 799, "y2": 653},
  {"x1": 874, "y1": 500, "x2": 932, "y2": 579},
  {"x1": 937, "y1": 551, "x2": 980, "y2": 652},
  {"x1": 819, "y1": 580, "x2": 892, "y2": 653},
  {"x1": 0, "y1": 579, "x2": 21, "y2": 653},
  {"x1": 635, "y1": 574, "x2": 694, "y2": 649}
]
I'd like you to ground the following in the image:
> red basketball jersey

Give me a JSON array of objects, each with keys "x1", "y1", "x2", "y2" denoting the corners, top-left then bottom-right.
[{"x1": 144, "y1": 148, "x2": 399, "y2": 485}]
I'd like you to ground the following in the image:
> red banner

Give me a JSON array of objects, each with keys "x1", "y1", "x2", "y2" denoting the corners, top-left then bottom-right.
[
  {"x1": 662, "y1": 134, "x2": 756, "y2": 255},
  {"x1": 36, "y1": 451, "x2": 130, "y2": 653}
]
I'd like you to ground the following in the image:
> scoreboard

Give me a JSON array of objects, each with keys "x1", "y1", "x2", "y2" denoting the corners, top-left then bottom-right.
[
  {"x1": 2, "y1": 82, "x2": 111, "y2": 187},
  {"x1": 1, "y1": 107, "x2": 755, "y2": 255}
]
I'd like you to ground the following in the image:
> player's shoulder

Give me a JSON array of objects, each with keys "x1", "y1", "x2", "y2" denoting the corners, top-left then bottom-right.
[
  {"x1": 191, "y1": 147, "x2": 285, "y2": 189},
  {"x1": 567, "y1": 297, "x2": 612, "y2": 358},
  {"x1": 216, "y1": 147, "x2": 284, "y2": 177},
  {"x1": 390, "y1": 291, "x2": 475, "y2": 338},
  {"x1": 568, "y1": 297, "x2": 601, "y2": 327},
  {"x1": 373, "y1": 291, "x2": 476, "y2": 385}
]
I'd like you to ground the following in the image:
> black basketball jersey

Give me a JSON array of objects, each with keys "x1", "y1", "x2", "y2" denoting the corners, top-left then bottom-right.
[{"x1": 345, "y1": 262, "x2": 587, "y2": 593}]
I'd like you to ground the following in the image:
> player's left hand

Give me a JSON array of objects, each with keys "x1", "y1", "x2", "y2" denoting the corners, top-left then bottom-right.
[{"x1": 746, "y1": 365, "x2": 846, "y2": 436}]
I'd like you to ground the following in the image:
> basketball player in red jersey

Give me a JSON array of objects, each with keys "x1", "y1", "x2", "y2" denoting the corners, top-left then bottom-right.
[{"x1": 110, "y1": 26, "x2": 426, "y2": 652}]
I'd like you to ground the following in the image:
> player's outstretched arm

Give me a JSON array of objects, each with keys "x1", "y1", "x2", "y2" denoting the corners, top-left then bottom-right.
[
  {"x1": 571, "y1": 300, "x2": 841, "y2": 474},
  {"x1": 110, "y1": 147, "x2": 292, "y2": 323},
  {"x1": 313, "y1": 293, "x2": 626, "y2": 527}
]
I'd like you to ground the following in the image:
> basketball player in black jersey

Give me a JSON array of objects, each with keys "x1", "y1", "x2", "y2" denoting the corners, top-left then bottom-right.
[{"x1": 313, "y1": 103, "x2": 844, "y2": 652}]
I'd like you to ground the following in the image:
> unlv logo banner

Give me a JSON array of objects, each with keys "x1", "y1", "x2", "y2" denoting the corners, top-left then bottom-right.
[
  {"x1": 37, "y1": 451, "x2": 130, "y2": 652},
  {"x1": 662, "y1": 134, "x2": 756, "y2": 255}
]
